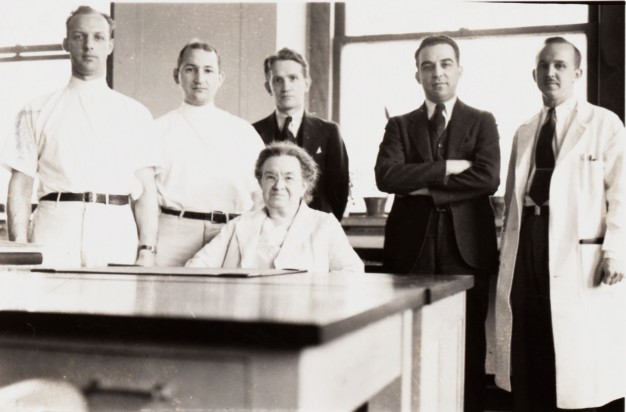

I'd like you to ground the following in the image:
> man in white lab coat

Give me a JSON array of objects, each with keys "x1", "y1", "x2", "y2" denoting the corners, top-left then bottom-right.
[{"x1": 495, "y1": 37, "x2": 625, "y2": 411}]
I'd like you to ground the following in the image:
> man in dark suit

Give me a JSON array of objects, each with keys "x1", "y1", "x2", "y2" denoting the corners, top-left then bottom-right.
[
  {"x1": 375, "y1": 35, "x2": 500, "y2": 412},
  {"x1": 253, "y1": 48, "x2": 349, "y2": 221}
]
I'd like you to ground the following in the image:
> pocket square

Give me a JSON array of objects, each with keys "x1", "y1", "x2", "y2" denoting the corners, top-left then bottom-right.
[{"x1": 316, "y1": 147, "x2": 322, "y2": 154}]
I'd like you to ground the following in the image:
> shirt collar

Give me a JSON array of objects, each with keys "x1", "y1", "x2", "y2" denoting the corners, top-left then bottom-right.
[
  {"x1": 275, "y1": 109, "x2": 304, "y2": 132},
  {"x1": 545, "y1": 95, "x2": 577, "y2": 122},
  {"x1": 424, "y1": 96, "x2": 457, "y2": 119},
  {"x1": 180, "y1": 101, "x2": 217, "y2": 116},
  {"x1": 67, "y1": 75, "x2": 108, "y2": 91}
]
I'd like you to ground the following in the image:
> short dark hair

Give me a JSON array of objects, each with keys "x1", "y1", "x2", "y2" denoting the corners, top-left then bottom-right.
[
  {"x1": 176, "y1": 40, "x2": 221, "y2": 70},
  {"x1": 66, "y1": 6, "x2": 115, "y2": 38},
  {"x1": 263, "y1": 47, "x2": 309, "y2": 80},
  {"x1": 414, "y1": 35, "x2": 460, "y2": 67},
  {"x1": 541, "y1": 37, "x2": 582, "y2": 69},
  {"x1": 254, "y1": 142, "x2": 319, "y2": 204}
]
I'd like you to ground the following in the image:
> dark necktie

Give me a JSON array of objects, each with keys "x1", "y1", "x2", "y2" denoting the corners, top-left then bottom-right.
[
  {"x1": 282, "y1": 116, "x2": 296, "y2": 143},
  {"x1": 429, "y1": 103, "x2": 446, "y2": 158},
  {"x1": 528, "y1": 107, "x2": 557, "y2": 205}
]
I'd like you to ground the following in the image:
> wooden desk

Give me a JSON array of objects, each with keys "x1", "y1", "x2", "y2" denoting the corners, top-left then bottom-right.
[{"x1": 0, "y1": 269, "x2": 471, "y2": 411}]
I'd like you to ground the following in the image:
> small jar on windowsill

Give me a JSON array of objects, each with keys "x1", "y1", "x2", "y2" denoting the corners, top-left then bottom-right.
[{"x1": 363, "y1": 196, "x2": 388, "y2": 217}]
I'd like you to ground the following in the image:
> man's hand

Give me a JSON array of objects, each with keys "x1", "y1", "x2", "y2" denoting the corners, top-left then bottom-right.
[
  {"x1": 446, "y1": 160, "x2": 473, "y2": 176},
  {"x1": 596, "y1": 257, "x2": 625, "y2": 286},
  {"x1": 135, "y1": 249, "x2": 156, "y2": 267}
]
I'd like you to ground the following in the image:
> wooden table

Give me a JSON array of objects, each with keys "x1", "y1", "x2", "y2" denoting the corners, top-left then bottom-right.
[{"x1": 0, "y1": 269, "x2": 472, "y2": 411}]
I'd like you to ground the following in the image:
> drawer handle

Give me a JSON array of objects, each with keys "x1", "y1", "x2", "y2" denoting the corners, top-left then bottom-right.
[{"x1": 82, "y1": 379, "x2": 171, "y2": 402}]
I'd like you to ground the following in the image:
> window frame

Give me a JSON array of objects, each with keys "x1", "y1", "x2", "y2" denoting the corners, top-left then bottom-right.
[{"x1": 331, "y1": 3, "x2": 599, "y2": 123}]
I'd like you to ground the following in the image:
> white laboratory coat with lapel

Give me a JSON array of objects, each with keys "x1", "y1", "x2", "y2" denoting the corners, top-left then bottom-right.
[
  {"x1": 185, "y1": 203, "x2": 364, "y2": 273},
  {"x1": 495, "y1": 99, "x2": 626, "y2": 408}
]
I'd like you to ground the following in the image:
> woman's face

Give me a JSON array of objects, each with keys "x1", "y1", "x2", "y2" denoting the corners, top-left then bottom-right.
[{"x1": 260, "y1": 155, "x2": 307, "y2": 214}]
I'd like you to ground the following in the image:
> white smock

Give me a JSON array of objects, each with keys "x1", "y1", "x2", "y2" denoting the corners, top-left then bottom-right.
[{"x1": 4, "y1": 76, "x2": 158, "y2": 267}]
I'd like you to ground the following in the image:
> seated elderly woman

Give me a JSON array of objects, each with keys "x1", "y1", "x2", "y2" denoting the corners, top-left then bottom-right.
[{"x1": 186, "y1": 142, "x2": 363, "y2": 272}]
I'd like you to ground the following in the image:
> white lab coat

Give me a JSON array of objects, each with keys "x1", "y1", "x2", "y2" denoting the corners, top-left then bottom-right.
[
  {"x1": 495, "y1": 99, "x2": 626, "y2": 408},
  {"x1": 186, "y1": 203, "x2": 364, "y2": 273}
]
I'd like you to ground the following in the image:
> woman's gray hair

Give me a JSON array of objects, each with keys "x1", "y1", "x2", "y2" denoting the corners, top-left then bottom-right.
[{"x1": 255, "y1": 142, "x2": 319, "y2": 203}]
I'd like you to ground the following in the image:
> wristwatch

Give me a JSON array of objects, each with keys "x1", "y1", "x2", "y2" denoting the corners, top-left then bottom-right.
[{"x1": 138, "y1": 244, "x2": 157, "y2": 254}]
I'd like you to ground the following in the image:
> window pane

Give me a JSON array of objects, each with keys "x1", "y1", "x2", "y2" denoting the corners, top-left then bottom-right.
[
  {"x1": 339, "y1": 34, "x2": 587, "y2": 212},
  {"x1": 345, "y1": 2, "x2": 588, "y2": 36}
]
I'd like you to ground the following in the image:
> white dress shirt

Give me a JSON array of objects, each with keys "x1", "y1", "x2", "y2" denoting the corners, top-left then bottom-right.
[
  {"x1": 524, "y1": 96, "x2": 578, "y2": 205},
  {"x1": 424, "y1": 96, "x2": 457, "y2": 128}
]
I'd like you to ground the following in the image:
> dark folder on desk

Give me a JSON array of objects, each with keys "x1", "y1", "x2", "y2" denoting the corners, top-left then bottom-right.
[{"x1": 32, "y1": 266, "x2": 306, "y2": 278}]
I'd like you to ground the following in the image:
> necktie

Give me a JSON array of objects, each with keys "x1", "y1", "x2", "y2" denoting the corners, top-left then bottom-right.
[
  {"x1": 429, "y1": 103, "x2": 446, "y2": 158},
  {"x1": 282, "y1": 116, "x2": 296, "y2": 143},
  {"x1": 528, "y1": 107, "x2": 557, "y2": 205}
]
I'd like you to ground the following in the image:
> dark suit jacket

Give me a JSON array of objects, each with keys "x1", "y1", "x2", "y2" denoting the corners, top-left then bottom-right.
[
  {"x1": 253, "y1": 112, "x2": 349, "y2": 221},
  {"x1": 375, "y1": 99, "x2": 500, "y2": 275}
]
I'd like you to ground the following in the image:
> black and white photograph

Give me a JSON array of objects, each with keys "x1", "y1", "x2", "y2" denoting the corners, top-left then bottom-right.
[{"x1": 0, "y1": 0, "x2": 624, "y2": 411}]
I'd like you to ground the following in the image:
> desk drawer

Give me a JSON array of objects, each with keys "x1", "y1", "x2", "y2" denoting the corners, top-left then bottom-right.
[{"x1": 0, "y1": 341, "x2": 247, "y2": 411}]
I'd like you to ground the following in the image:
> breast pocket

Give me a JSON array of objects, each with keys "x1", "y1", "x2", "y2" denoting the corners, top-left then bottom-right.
[{"x1": 579, "y1": 158, "x2": 604, "y2": 195}]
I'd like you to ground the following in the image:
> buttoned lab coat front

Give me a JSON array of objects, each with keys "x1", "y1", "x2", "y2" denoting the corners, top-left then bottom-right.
[{"x1": 495, "y1": 99, "x2": 626, "y2": 409}]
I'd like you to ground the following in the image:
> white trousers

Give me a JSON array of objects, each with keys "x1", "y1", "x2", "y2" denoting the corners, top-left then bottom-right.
[
  {"x1": 155, "y1": 213, "x2": 222, "y2": 266},
  {"x1": 30, "y1": 201, "x2": 138, "y2": 267}
]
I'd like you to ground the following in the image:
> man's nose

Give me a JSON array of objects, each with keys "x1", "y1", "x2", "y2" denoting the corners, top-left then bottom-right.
[
  {"x1": 195, "y1": 70, "x2": 206, "y2": 82},
  {"x1": 433, "y1": 64, "x2": 444, "y2": 77},
  {"x1": 83, "y1": 37, "x2": 94, "y2": 50}
]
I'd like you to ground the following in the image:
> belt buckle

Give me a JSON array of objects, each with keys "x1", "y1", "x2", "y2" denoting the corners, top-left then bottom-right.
[
  {"x1": 211, "y1": 210, "x2": 226, "y2": 223},
  {"x1": 83, "y1": 192, "x2": 98, "y2": 203}
]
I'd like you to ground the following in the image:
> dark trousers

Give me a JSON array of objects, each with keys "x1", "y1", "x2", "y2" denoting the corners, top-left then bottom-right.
[
  {"x1": 410, "y1": 208, "x2": 489, "y2": 412},
  {"x1": 510, "y1": 213, "x2": 625, "y2": 412}
]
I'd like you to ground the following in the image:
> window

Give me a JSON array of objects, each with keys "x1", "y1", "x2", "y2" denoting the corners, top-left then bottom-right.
[
  {"x1": 334, "y1": 2, "x2": 591, "y2": 213},
  {"x1": 344, "y1": 1, "x2": 588, "y2": 36}
]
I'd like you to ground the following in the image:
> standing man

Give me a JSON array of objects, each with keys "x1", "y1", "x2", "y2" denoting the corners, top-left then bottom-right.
[
  {"x1": 375, "y1": 35, "x2": 500, "y2": 412},
  {"x1": 5, "y1": 6, "x2": 159, "y2": 267},
  {"x1": 495, "y1": 37, "x2": 625, "y2": 411},
  {"x1": 253, "y1": 47, "x2": 349, "y2": 221},
  {"x1": 155, "y1": 41, "x2": 265, "y2": 266}
]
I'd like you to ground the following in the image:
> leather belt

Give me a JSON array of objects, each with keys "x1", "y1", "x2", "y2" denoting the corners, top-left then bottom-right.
[
  {"x1": 161, "y1": 207, "x2": 238, "y2": 223},
  {"x1": 40, "y1": 192, "x2": 130, "y2": 205},
  {"x1": 523, "y1": 205, "x2": 549, "y2": 216}
]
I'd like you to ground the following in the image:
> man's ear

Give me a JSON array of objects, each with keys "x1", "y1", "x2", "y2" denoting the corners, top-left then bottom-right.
[
  {"x1": 264, "y1": 81, "x2": 272, "y2": 95},
  {"x1": 62, "y1": 38, "x2": 69, "y2": 52},
  {"x1": 415, "y1": 71, "x2": 422, "y2": 85},
  {"x1": 532, "y1": 69, "x2": 537, "y2": 83},
  {"x1": 574, "y1": 67, "x2": 583, "y2": 80},
  {"x1": 107, "y1": 38, "x2": 114, "y2": 56},
  {"x1": 173, "y1": 68, "x2": 180, "y2": 84}
]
